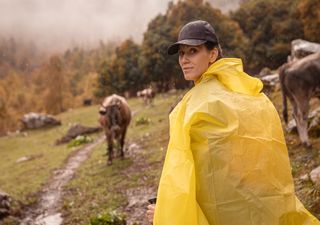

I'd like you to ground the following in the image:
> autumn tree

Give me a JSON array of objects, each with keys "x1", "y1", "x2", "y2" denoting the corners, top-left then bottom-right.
[
  {"x1": 298, "y1": 0, "x2": 320, "y2": 43},
  {"x1": 96, "y1": 39, "x2": 142, "y2": 97},
  {"x1": 231, "y1": 0, "x2": 303, "y2": 72},
  {"x1": 43, "y1": 56, "x2": 67, "y2": 114}
]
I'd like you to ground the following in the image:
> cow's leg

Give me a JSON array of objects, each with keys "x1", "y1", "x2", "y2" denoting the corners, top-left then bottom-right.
[
  {"x1": 119, "y1": 128, "x2": 127, "y2": 159},
  {"x1": 107, "y1": 134, "x2": 113, "y2": 165},
  {"x1": 293, "y1": 95, "x2": 311, "y2": 148}
]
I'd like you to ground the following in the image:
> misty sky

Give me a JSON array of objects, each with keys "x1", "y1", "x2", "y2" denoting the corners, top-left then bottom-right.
[
  {"x1": 0, "y1": 0, "x2": 239, "y2": 52},
  {"x1": 0, "y1": 0, "x2": 174, "y2": 51}
]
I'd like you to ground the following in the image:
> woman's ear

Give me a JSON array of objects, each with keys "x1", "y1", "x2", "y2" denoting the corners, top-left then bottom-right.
[{"x1": 209, "y1": 48, "x2": 219, "y2": 64}]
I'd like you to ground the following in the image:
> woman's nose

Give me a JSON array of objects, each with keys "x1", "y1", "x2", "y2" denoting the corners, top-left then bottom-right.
[{"x1": 180, "y1": 55, "x2": 189, "y2": 64}]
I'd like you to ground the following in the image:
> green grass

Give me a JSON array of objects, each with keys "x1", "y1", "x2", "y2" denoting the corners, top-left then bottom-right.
[{"x1": 0, "y1": 105, "x2": 102, "y2": 204}]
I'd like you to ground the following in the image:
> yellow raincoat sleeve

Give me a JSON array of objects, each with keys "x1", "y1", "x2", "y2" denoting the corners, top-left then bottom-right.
[{"x1": 153, "y1": 97, "x2": 210, "y2": 225}]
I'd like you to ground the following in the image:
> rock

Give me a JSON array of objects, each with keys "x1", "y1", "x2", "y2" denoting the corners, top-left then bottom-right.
[
  {"x1": 258, "y1": 67, "x2": 272, "y2": 77},
  {"x1": 128, "y1": 143, "x2": 139, "y2": 152},
  {"x1": 260, "y1": 73, "x2": 280, "y2": 93},
  {"x1": 289, "y1": 39, "x2": 320, "y2": 62},
  {"x1": 0, "y1": 190, "x2": 11, "y2": 220},
  {"x1": 310, "y1": 166, "x2": 320, "y2": 185},
  {"x1": 21, "y1": 112, "x2": 61, "y2": 130},
  {"x1": 299, "y1": 174, "x2": 309, "y2": 182},
  {"x1": 55, "y1": 124, "x2": 102, "y2": 145},
  {"x1": 16, "y1": 154, "x2": 43, "y2": 163},
  {"x1": 260, "y1": 74, "x2": 279, "y2": 86},
  {"x1": 16, "y1": 156, "x2": 31, "y2": 163}
]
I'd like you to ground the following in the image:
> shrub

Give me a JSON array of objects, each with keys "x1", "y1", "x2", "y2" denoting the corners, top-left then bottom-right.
[
  {"x1": 67, "y1": 135, "x2": 93, "y2": 148},
  {"x1": 88, "y1": 211, "x2": 126, "y2": 225}
]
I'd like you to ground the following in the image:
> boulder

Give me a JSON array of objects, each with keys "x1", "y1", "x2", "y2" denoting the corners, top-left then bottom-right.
[
  {"x1": 0, "y1": 190, "x2": 11, "y2": 220},
  {"x1": 55, "y1": 124, "x2": 102, "y2": 145},
  {"x1": 260, "y1": 73, "x2": 280, "y2": 93},
  {"x1": 310, "y1": 166, "x2": 320, "y2": 186},
  {"x1": 21, "y1": 112, "x2": 61, "y2": 130},
  {"x1": 258, "y1": 67, "x2": 272, "y2": 77}
]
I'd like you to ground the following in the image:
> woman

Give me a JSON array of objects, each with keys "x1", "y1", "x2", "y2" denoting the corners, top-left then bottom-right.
[{"x1": 147, "y1": 20, "x2": 320, "y2": 225}]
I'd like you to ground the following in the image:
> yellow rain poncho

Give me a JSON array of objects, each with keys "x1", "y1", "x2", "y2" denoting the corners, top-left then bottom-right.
[{"x1": 154, "y1": 58, "x2": 320, "y2": 225}]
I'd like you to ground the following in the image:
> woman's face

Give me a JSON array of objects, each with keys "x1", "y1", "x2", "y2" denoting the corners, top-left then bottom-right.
[{"x1": 178, "y1": 44, "x2": 218, "y2": 81}]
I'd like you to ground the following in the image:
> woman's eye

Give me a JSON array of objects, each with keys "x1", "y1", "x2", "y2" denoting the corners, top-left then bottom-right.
[
  {"x1": 178, "y1": 51, "x2": 184, "y2": 57},
  {"x1": 190, "y1": 48, "x2": 197, "y2": 54}
]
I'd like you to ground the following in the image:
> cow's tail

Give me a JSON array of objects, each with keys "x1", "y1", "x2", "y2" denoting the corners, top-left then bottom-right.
[{"x1": 279, "y1": 64, "x2": 288, "y2": 124}]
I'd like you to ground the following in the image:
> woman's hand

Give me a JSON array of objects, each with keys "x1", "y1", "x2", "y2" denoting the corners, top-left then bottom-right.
[{"x1": 146, "y1": 204, "x2": 156, "y2": 223}]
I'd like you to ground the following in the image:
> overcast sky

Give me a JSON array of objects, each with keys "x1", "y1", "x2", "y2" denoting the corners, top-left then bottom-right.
[
  {"x1": 0, "y1": 0, "x2": 239, "y2": 52},
  {"x1": 0, "y1": 0, "x2": 175, "y2": 51}
]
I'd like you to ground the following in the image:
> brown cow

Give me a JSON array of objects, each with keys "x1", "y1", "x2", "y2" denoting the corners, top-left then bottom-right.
[
  {"x1": 137, "y1": 87, "x2": 156, "y2": 105},
  {"x1": 99, "y1": 94, "x2": 131, "y2": 165},
  {"x1": 279, "y1": 52, "x2": 320, "y2": 148}
]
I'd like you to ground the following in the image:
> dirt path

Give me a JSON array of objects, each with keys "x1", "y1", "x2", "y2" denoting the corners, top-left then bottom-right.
[
  {"x1": 122, "y1": 142, "x2": 158, "y2": 225},
  {"x1": 20, "y1": 136, "x2": 105, "y2": 225}
]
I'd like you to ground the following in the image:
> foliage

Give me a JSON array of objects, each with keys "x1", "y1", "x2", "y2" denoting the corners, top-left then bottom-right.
[
  {"x1": 231, "y1": 0, "x2": 303, "y2": 72},
  {"x1": 67, "y1": 135, "x2": 93, "y2": 148},
  {"x1": 88, "y1": 211, "x2": 126, "y2": 225},
  {"x1": 135, "y1": 116, "x2": 151, "y2": 126},
  {"x1": 0, "y1": 37, "x2": 42, "y2": 76},
  {"x1": 298, "y1": 0, "x2": 320, "y2": 43},
  {"x1": 43, "y1": 56, "x2": 68, "y2": 114},
  {"x1": 97, "y1": 39, "x2": 142, "y2": 97},
  {"x1": 0, "y1": 39, "x2": 115, "y2": 134}
]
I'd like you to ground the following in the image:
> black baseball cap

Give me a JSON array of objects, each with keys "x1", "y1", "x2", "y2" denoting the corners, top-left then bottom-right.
[{"x1": 167, "y1": 20, "x2": 219, "y2": 55}]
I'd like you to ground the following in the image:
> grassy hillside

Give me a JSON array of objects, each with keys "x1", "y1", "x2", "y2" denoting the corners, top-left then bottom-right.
[
  {"x1": 1, "y1": 88, "x2": 320, "y2": 224},
  {"x1": 0, "y1": 105, "x2": 101, "y2": 204}
]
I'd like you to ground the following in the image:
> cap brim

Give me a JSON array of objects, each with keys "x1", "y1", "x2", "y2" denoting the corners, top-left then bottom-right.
[{"x1": 167, "y1": 39, "x2": 207, "y2": 55}]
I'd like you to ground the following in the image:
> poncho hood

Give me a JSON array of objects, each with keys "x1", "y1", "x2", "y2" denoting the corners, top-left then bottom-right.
[{"x1": 195, "y1": 58, "x2": 263, "y2": 96}]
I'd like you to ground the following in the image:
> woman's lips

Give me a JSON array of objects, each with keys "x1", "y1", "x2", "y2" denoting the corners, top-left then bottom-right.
[{"x1": 183, "y1": 67, "x2": 193, "y2": 72}]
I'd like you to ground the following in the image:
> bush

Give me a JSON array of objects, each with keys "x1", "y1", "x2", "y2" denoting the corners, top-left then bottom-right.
[
  {"x1": 67, "y1": 135, "x2": 93, "y2": 148},
  {"x1": 135, "y1": 117, "x2": 151, "y2": 126},
  {"x1": 88, "y1": 211, "x2": 126, "y2": 225}
]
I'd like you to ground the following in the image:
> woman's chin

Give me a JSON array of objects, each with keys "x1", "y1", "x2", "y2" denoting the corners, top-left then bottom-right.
[
  {"x1": 184, "y1": 74, "x2": 199, "y2": 81},
  {"x1": 183, "y1": 73, "x2": 193, "y2": 81}
]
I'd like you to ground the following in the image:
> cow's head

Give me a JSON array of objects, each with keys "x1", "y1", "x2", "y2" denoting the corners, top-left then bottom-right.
[{"x1": 100, "y1": 99, "x2": 123, "y2": 129}]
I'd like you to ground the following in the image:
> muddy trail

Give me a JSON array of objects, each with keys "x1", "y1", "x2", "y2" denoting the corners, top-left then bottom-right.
[
  {"x1": 121, "y1": 142, "x2": 158, "y2": 225},
  {"x1": 17, "y1": 135, "x2": 158, "y2": 225},
  {"x1": 20, "y1": 136, "x2": 105, "y2": 225}
]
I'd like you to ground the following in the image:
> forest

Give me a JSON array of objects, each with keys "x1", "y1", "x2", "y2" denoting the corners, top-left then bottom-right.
[{"x1": 0, "y1": 0, "x2": 319, "y2": 134}]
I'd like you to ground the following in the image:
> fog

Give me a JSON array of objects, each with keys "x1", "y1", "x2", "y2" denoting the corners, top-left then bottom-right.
[{"x1": 0, "y1": 0, "x2": 239, "y2": 52}]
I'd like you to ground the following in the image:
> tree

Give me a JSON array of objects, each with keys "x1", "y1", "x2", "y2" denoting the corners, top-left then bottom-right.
[
  {"x1": 96, "y1": 39, "x2": 142, "y2": 97},
  {"x1": 298, "y1": 0, "x2": 320, "y2": 43},
  {"x1": 43, "y1": 56, "x2": 66, "y2": 114},
  {"x1": 231, "y1": 0, "x2": 303, "y2": 72}
]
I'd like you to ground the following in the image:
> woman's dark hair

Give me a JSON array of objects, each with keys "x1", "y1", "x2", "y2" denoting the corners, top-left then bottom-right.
[{"x1": 204, "y1": 41, "x2": 223, "y2": 60}]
